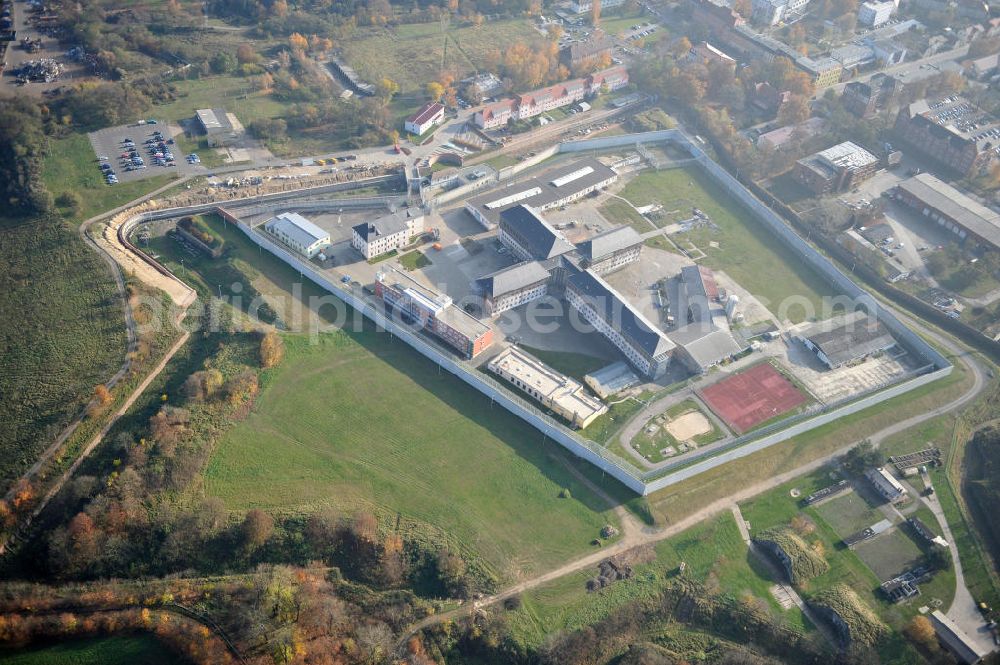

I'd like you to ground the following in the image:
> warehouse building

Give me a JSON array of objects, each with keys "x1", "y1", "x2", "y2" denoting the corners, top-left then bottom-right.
[
  {"x1": 670, "y1": 325, "x2": 745, "y2": 374},
  {"x1": 375, "y1": 270, "x2": 494, "y2": 359},
  {"x1": 351, "y1": 209, "x2": 425, "y2": 260},
  {"x1": 584, "y1": 361, "x2": 640, "y2": 399},
  {"x1": 894, "y1": 96, "x2": 1000, "y2": 176},
  {"x1": 930, "y1": 610, "x2": 989, "y2": 664},
  {"x1": 795, "y1": 141, "x2": 879, "y2": 195},
  {"x1": 404, "y1": 102, "x2": 445, "y2": 136},
  {"x1": 465, "y1": 158, "x2": 619, "y2": 229},
  {"x1": 565, "y1": 269, "x2": 676, "y2": 379},
  {"x1": 796, "y1": 310, "x2": 896, "y2": 369},
  {"x1": 472, "y1": 261, "x2": 552, "y2": 317},
  {"x1": 865, "y1": 466, "x2": 908, "y2": 503},
  {"x1": 264, "y1": 212, "x2": 330, "y2": 258},
  {"x1": 488, "y1": 346, "x2": 607, "y2": 429},
  {"x1": 894, "y1": 173, "x2": 1000, "y2": 251},
  {"x1": 195, "y1": 108, "x2": 242, "y2": 147}
]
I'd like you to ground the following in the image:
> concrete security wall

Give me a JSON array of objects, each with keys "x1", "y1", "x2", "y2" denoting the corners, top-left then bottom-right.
[
  {"x1": 433, "y1": 174, "x2": 500, "y2": 206},
  {"x1": 232, "y1": 221, "x2": 649, "y2": 494},
  {"x1": 641, "y1": 367, "x2": 949, "y2": 492},
  {"x1": 498, "y1": 145, "x2": 560, "y2": 180}
]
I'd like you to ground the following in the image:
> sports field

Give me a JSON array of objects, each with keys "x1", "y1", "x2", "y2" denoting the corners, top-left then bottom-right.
[
  {"x1": 814, "y1": 492, "x2": 882, "y2": 537},
  {"x1": 204, "y1": 330, "x2": 618, "y2": 582},
  {"x1": 606, "y1": 167, "x2": 838, "y2": 322},
  {"x1": 699, "y1": 363, "x2": 807, "y2": 433}
]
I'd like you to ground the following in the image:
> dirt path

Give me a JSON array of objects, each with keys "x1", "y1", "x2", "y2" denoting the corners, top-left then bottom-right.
[{"x1": 394, "y1": 319, "x2": 988, "y2": 651}]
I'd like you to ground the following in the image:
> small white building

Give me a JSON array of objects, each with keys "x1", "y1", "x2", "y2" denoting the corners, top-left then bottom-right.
[
  {"x1": 865, "y1": 467, "x2": 908, "y2": 504},
  {"x1": 403, "y1": 102, "x2": 445, "y2": 136},
  {"x1": 858, "y1": 0, "x2": 895, "y2": 27},
  {"x1": 264, "y1": 212, "x2": 330, "y2": 258},
  {"x1": 351, "y1": 209, "x2": 424, "y2": 260}
]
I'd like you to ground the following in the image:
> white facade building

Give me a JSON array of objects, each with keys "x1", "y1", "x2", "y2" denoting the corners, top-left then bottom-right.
[
  {"x1": 351, "y1": 209, "x2": 424, "y2": 260},
  {"x1": 264, "y1": 212, "x2": 330, "y2": 258},
  {"x1": 858, "y1": 0, "x2": 895, "y2": 27}
]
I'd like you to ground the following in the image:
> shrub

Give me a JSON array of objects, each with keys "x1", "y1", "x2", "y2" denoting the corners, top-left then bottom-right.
[
  {"x1": 809, "y1": 585, "x2": 888, "y2": 647},
  {"x1": 754, "y1": 526, "x2": 829, "y2": 584}
]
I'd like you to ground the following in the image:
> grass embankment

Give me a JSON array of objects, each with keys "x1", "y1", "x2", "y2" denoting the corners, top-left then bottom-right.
[
  {"x1": 0, "y1": 635, "x2": 181, "y2": 665},
  {"x1": 606, "y1": 167, "x2": 838, "y2": 323},
  {"x1": 504, "y1": 511, "x2": 810, "y2": 649},
  {"x1": 0, "y1": 214, "x2": 126, "y2": 488},
  {"x1": 341, "y1": 19, "x2": 538, "y2": 96},
  {"x1": 43, "y1": 134, "x2": 178, "y2": 224},
  {"x1": 204, "y1": 331, "x2": 619, "y2": 583}
]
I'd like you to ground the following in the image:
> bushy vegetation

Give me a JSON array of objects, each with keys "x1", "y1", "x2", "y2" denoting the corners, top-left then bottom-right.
[
  {"x1": 808, "y1": 584, "x2": 888, "y2": 648},
  {"x1": 0, "y1": 100, "x2": 52, "y2": 215},
  {"x1": 0, "y1": 215, "x2": 125, "y2": 490},
  {"x1": 754, "y1": 527, "x2": 829, "y2": 585},
  {"x1": 966, "y1": 426, "x2": 1000, "y2": 567}
]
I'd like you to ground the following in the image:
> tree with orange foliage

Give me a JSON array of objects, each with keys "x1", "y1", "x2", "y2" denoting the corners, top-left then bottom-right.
[
  {"x1": 259, "y1": 330, "x2": 285, "y2": 369},
  {"x1": 591, "y1": 0, "x2": 601, "y2": 25},
  {"x1": 288, "y1": 32, "x2": 309, "y2": 52},
  {"x1": 11, "y1": 479, "x2": 33, "y2": 512}
]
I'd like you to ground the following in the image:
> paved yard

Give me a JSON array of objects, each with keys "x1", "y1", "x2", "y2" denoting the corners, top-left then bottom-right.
[{"x1": 87, "y1": 122, "x2": 204, "y2": 183}]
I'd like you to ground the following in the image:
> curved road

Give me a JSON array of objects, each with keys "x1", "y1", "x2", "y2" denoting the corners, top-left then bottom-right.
[{"x1": 395, "y1": 310, "x2": 989, "y2": 651}]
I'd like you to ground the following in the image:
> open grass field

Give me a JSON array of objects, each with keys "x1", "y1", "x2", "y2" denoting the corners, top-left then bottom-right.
[
  {"x1": 599, "y1": 197, "x2": 654, "y2": 232},
  {"x1": 504, "y1": 512, "x2": 810, "y2": 649},
  {"x1": 341, "y1": 19, "x2": 538, "y2": 96},
  {"x1": 204, "y1": 331, "x2": 618, "y2": 582},
  {"x1": 814, "y1": 492, "x2": 882, "y2": 537},
  {"x1": 611, "y1": 167, "x2": 838, "y2": 322},
  {"x1": 853, "y1": 529, "x2": 924, "y2": 580},
  {"x1": 43, "y1": 133, "x2": 178, "y2": 224},
  {"x1": 0, "y1": 214, "x2": 126, "y2": 490},
  {"x1": 0, "y1": 635, "x2": 181, "y2": 665},
  {"x1": 153, "y1": 75, "x2": 287, "y2": 129}
]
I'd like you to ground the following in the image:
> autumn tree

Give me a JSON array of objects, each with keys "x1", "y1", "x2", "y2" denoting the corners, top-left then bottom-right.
[
  {"x1": 377, "y1": 77, "x2": 400, "y2": 102},
  {"x1": 425, "y1": 81, "x2": 445, "y2": 102},
  {"x1": 905, "y1": 615, "x2": 936, "y2": 649},
  {"x1": 436, "y1": 548, "x2": 467, "y2": 597},
  {"x1": 237, "y1": 43, "x2": 259, "y2": 65},
  {"x1": 67, "y1": 512, "x2": 100, "y2": 570},
  {"x1": 241, "y1": 509, "x2": 274, "y2": 550},
  {"x1": 87, "y1": 384, "x2": 113, "y2": 418},
  {"x1": 591, "y1": 0, "x2": 601, "y2": 26},
  {"x1": 11, "y1": 479, "x2": 33, "y2": 512},
  {"x1": 777, "y1": 94, "x2": 811, "y2": 126},
  {"x1": 259, "y1": 331, "x2": 285, "y2": 368},
  {"x1": 288, "y1": 32, "x2": 308, "y2": 52}
]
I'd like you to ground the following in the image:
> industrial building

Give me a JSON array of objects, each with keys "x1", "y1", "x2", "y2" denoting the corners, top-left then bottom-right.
[
  {"x1": 565, "y1": 269, "x2": 676, "y2": 379},
  {"x1": 794, "y1": 141, "x2": 879, "y2": 195},
  {"x1": 930, "y1": 610, "x2": 990, "y2": 664},
  {"x1": 796, "y1": 310, "x2": 896, "y2": 369},
  {"x1": 751, "y1": 0, "x2": 810, "y2": 26},
  {"x1": 894, "y1": 96, "x2": 1000, "y2": 176},
  {"x1": 584, "y1": 361, "x2": 640, "y2": 399},
  {"x1": 559, "y1": 30, "x2": 614, "y2": 69},
  {"x1": 894, "y1": 173, "x2": 1000, "y2": 251},
  {"x1": 865, "y1": 466, "x2": 908, "y2": 503},
  {"x1": 375, "y1": 270, "x2": 494, "y2": 359},
  {"x1": 842, "y1": 73, "x2": 901, "y2": 118},
  {"x1": 351, "y1": 209, "x2": 425, "y2": 260},
  {"x1": 195, "y1": 108, "x2": 242, "y2": 147},
  {"x1": 404, "y1": 102, "x2": 445, "y2": 136},
  {"x1": 687, "y1": 41, "x2": 737, "y2": 70},
  {"x1": 264, "y1": 212, "x2": 330, "y2": 258},
  {"x1": 465, "y1": 158, "x2": 619, "y2": 229},
  {"x1": 487, "y1": 346, "x2": 608, "y2": 429},
  {"x1": 908, "y1": 517, "x2": 949, "y2": 548},
  {"x1": 473, "y1": 261, "x2": 552, "y2": 317}
]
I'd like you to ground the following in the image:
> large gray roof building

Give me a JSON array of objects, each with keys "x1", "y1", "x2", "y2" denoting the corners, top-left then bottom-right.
[
  {"x1": 499, "y1": 205, "x2": 576, "y2": 261},
  {"x1": 895, "y1": 172, "x2": 1000, "y2": 250},
  {"x1": 797, "y1": 310, "x2": 896, "y2": 368}
]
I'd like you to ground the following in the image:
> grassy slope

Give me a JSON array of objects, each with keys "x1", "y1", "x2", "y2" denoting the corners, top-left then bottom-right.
[
  {"x1": 204, "y1": 332, "x2": 618, "y2": 582},
  {"x1": 505, "y1": 512, "x2": 809, "y2": 648},
  {"x1": 44, "y1": 134, "x2": 178, "y2": 224},
  {"x1": 0, "y1": 635, "x2": 182, "y2": 665},
  {"x1": 609, "y1": 167, "x2": 838, "y2": 323},
  {"x1": 341, "y1": 19, "x2": 538, "y2": 96},
  {"x1": 0, "y1": 215, "x2": 125, "y2": 488}
]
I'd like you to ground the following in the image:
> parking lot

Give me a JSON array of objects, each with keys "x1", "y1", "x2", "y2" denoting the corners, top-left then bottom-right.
[{"x1": 87, "y1": 122, "x2": 205, "y2": 184}]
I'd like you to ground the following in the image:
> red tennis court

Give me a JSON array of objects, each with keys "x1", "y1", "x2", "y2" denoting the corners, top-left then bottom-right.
[{"x1": 699, "y1": 363, "x2": 807, "y2": 434}]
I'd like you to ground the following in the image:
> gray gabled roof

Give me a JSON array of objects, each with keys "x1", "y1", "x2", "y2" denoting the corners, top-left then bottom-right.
[
  {"x1": 898, "y1": 173, "x2": 1000, "y2": 249},
  {"x1": 567, "y1": 269, "x2": 675, "y2": 358},
  {"x1": 670, "y1": 324, "x2": 744, "y2": 369},
  {"x1": 799, "y1": 310, "x2": 895, "y2": 365},
  {"x1": 474, "y1": 261, "x2": 551, "y2": 298},
  {"x1": 499, "y1": 205, "x2": 575, "y2": 260},
  {"x1": 576, "y1": 225, "x2": 642, "y2": 262},
  {"x1": 353, "y1": 209, "x2": 415, "y2": 242},
  {"x1": 265, "y1": 212, "x2": 329, "y2": 247}
]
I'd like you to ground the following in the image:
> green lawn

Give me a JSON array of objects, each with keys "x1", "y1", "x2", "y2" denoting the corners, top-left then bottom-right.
[
  {"x1": 153, "y1": 75, "x2": 287, "y2": 129},
  {"x1": 341, "y1": 19, "x2": 539, "y2": 97},
  {"x1": 0, "y1": 214, "x2": 126, "y2": 489},
  {"x1": 0, "y1": 635, "x2": 181, "y2": 665},
  {"x1": 204, "y1": 332, "x2": 619, "y2": 583},
  {"x1": 814, "y1": 492, "x2": 882, "y2": 537},
  {"x1": 629, "y1": 400, "x2": 724, "y2": 464},
  {"x1": 598, "y1": 197, "x2": 654, "y2": 232},
  {"x1": 398, "y1": 249, "x2": 432, "y2": 271},
  {"x1": 43, "y1": 133, "x2": 178, "y2": 223},
  {"x1": 853, "y1": 529, "x2": 924, "y2": 580},
  {"x1": 612, "y1": 167, "x2": 838, "y2": 323},
  {"x1": 505, "y1": 512, "x2": 809, "y2": 648}
]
